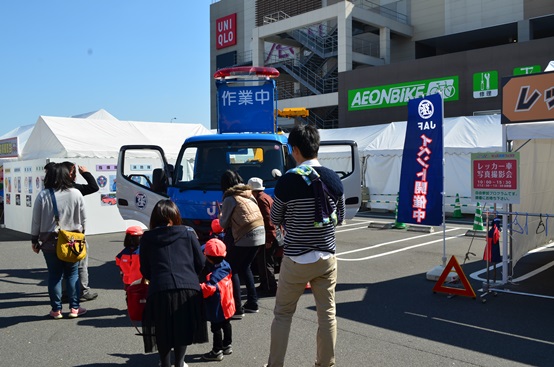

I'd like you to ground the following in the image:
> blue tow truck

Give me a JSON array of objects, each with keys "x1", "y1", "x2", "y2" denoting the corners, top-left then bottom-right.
[{"x1": 116, "y1": 66, "x2": 361, "y2": 241}]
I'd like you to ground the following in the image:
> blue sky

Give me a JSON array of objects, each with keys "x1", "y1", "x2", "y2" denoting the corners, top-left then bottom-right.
[{"x1": 0, "y1": 1, "x2": 211, "y2": 135}]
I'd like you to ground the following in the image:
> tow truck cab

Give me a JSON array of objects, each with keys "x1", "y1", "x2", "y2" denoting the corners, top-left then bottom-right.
[{"x1": 116, "y1": 67, "x2": 361, "y2": 241}]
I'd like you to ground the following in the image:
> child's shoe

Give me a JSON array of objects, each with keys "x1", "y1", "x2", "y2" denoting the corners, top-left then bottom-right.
[
  {"x1": 202, "y1": 349, "x2": 224, "y2": 361},
  {"x1": 49, "y1": 309, "x2": 63, "y2": 319},
  {"x1": 230, "y1": 308, "x2": 245, "y2": 320},
  {"x1": 68, "y1": 307, "x2": 87, "y2": 318}
]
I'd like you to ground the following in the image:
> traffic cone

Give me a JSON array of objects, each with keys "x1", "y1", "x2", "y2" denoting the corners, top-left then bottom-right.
[
  {"x1": 393, "y1": 193, "x2": 406, "y2": 229},
  {"x1": 473, "y1": 202, "x2": 485, "y2": 231},
  {"x1": 452, "y1": 193, "x2": 463, "y2": 218}
]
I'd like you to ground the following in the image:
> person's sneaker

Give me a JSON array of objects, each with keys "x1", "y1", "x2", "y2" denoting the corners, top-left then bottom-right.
[
  {"x1": 68, "y1": 307, "x2": 87, "y2": 318},
  {"x1": 49, "y1": 309, "x2": 63, "y2": 319},
  {"x1": 202, "y1": 350, "x2": 223, "y2": 361},
  {"x1": 230, "y1": 311, "x2": 244, "y2": 320},
  {"x1": 243, "y1": 302, "x2": 259, "y2": 313},
  {"x1": 223, "y1": 345, "x2": 233, "y2": 355},
  {"x1": 80, "y1": 292, "x2": 98, "y2": 302}
]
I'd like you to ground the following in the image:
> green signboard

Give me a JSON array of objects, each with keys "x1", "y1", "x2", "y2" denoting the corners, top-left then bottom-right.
[
  {"x1": 473, "y1": 71, "x2": 498, "y2": 99},
  {"x1": 348, "y1": 76, "x2": 459, "y2": 111},
  {"x1": 513, "y1": 65, "x2": 541, "y2": 75}
]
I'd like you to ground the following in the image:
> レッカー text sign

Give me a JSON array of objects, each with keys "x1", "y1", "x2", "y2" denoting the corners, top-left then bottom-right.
[
  {"x1": 501, "y1": 72, "x2": 554, "y2": 124},
  {"x1": 471, "y1": 152, "x2": 520, "y2": 204}
]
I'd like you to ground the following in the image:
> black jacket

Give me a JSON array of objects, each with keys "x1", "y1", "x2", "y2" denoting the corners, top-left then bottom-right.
[
  {"x1": 140, "y1": 225, "x2": 205, "y2": 296},
  {"x1": 74, "y1": 171, "x2": 99, "y2": 196}
]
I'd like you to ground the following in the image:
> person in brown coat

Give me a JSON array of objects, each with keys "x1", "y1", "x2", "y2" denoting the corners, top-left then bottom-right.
[{"x1": 248, "y1": 177, "x2": 282, "y2": 297}]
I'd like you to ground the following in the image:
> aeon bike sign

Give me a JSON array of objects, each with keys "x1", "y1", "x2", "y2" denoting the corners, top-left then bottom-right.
[{"x1": 216, "y1": 13, "x2": 237, "y2": 49}]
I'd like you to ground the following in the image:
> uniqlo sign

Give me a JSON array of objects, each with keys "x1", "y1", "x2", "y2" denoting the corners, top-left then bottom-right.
[{"x1": 216, "y1": 13, "x2": 237, "y2": 49}]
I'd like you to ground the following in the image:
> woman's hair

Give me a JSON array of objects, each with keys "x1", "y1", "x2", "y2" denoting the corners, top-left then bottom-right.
[
  {"x1": 61, "y1": 161, "x2": 76, "y2": 180},
  {"x1": 149, "y1": 199, "x2": 182, "y2": 229},
  {"x1": 287, "y1": 124, "x2": 320, "y2": 159},
  {"x1": 220, "y1": 169, "x2": 243, "y2": 192},
  {"x1": 54, "y1": 163, "x2": 75, "y2": 191},
  {"x1": 43, "y1": 163, "x2": 57, "y2": 189}
]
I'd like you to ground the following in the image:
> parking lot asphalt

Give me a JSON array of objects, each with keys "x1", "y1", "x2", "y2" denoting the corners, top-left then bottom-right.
[{"x1": 0, "y1": 213, "x2": 553, "y2": 367}]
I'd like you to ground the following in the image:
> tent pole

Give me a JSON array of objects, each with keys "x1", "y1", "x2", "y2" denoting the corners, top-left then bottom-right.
[
  {"x1": 441, "y1": 95, "x2": 446, "y2": 267},
  {"x1": 502, "y1": 124, "x2": 509, "y2": 284}
]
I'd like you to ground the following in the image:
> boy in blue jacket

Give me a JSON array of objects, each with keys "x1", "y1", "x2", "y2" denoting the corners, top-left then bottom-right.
[{"x1": 201, "y1": 238, "x2": 236, "y2": 361}]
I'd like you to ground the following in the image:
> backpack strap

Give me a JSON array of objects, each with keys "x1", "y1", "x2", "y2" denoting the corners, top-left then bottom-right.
[{"x1": 48, "y1": 188, "x2": 60, "y2": 227}]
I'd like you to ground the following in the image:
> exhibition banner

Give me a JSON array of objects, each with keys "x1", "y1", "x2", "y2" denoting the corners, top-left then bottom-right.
[{"x1": 397, "y1": 93, "x2": 444, "y2": 225}]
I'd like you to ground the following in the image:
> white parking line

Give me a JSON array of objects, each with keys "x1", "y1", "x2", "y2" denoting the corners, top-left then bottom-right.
[
  {"x1": 336, "y1": 227, "x2": 463, "y2": 256},
  {"x1": 417, "y1": 315, "x2": 554, "y2": 346},
  {"x1": 337, "y1": 232, "x2": 466, "y2": 261}
]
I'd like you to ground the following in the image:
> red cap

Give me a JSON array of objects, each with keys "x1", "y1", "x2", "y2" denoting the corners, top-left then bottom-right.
[
  {"x1": 126, "y1": 226, "x2": 144, "y2": 236},
  {"x1": 204, "y1": 238, "x2": 227, "y2": 257},
  {"x1": 211, "y1": 218, "x2": 224, "y2": 234}
]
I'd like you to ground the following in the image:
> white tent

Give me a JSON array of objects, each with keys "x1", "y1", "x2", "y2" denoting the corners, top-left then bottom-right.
[
  {"x1": 71, "y1": 108, "x2": 118, "y2": 121},
  {"x1": 0, "y1": 124, "x2": 35, "y2": 205},
  {"x1": 320, "y1": 115, "x2": 503, "y2": 211},
  {"x1": 504, "y1": 120, "x2": 554, "y2": 269},
  {"x1": 0, "y1": 124, "x2": 35, "y2": 159},
  {"x1": 3, "y1": 113, "x2": 211, "y2": 235},
  {"x1": 22, "y1": 115, "x2": 210, "y2": 161}
]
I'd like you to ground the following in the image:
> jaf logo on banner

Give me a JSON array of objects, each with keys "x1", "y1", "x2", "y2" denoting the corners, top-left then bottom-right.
[{"x1": 397, "y1": 93, "x2": 444, "y2": 226}]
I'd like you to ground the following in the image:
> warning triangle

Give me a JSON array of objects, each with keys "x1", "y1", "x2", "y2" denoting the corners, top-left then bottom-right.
[{"x1": 432, "y1": 256, "x2": 476, "y2": 298}]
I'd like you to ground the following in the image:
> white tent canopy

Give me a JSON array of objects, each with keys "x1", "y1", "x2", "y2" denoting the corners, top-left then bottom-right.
[
  {"x1": 3, "y1": 110, "x2": 506, "y2": 234},
  {"x1": 320, "y1": 115, "x2": 503, "y2": 211},
  {"x1": 3, "y1": 111, "x2": 211, "y2": 235},
  {"x1": 504, "y1": 120, "x2": 554, "y2": 269},
  {"x1": 71, "y1": 108, "x2": 119, "y2": 121},
  {"x1": 0, "y1": 124, "x2": 35, "y2": 160},
  {"x1": 22, "y1": 115, "x2": 211, "y2": 161}
]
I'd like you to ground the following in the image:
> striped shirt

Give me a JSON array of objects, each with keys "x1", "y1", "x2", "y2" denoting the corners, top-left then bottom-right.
[{"x1": 270, "y1": 164, "x2": 345, "y2": 257}]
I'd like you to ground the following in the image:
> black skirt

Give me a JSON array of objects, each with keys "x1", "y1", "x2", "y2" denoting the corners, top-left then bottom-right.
[{"x1": 142, "y1": 288, "x2": 209, "y2": 353}]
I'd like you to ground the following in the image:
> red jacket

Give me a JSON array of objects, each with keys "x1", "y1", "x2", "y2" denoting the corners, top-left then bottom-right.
[
  {"x1": 201, "y1": 260, "x2": 235, "y2": 322},
  {"x1": 115, "y1": 247, "x2": 142, "y2": 286}
]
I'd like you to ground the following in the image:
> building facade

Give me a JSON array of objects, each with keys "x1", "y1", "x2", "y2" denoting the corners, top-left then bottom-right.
[{"x1": 209, "y1": 0, "x2": 554, "y2": 129}]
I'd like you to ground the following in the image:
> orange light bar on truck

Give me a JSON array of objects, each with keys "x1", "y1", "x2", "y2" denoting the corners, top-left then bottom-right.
[{"x1": 214, "y1": 66, "x2": 280, "y2": 79}]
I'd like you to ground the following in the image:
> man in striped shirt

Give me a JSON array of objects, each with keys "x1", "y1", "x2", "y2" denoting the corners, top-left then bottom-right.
[{"x1": 266, "y1": 124, "x2": 345, "y2": 367}]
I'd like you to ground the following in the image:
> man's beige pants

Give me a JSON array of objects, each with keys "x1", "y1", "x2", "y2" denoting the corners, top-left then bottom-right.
[{"x1": 268, "y1": 255, "x2": 337, "y2": 367}]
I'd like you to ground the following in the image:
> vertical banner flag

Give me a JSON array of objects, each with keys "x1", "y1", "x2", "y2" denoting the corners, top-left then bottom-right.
[{"x1": 397, "y1": 93, "x2": 444, "y2": 225}]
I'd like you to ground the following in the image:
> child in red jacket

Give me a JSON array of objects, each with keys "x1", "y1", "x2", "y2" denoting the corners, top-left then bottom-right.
[
  {"x1": 201, "y1": 238, "x2": 235, "y2": 361},
  {"x1": 115, "y1": 226, "x2": 143, "y2": 290}
]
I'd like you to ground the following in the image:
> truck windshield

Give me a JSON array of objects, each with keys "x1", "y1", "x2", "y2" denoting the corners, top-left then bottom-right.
[{"x1": 174, "y1": 141, "x2": 286, "y2": 190}]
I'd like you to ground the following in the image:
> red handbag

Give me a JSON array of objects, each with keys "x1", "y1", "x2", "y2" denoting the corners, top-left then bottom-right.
[{"x1": 126, "y1": 278, "x2": 148, "y2": 322}]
